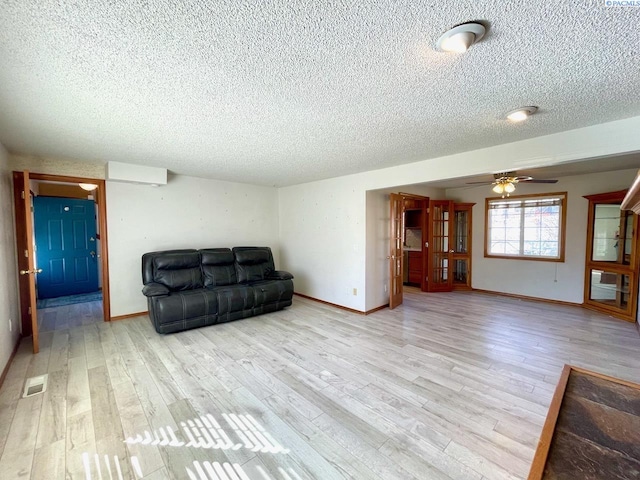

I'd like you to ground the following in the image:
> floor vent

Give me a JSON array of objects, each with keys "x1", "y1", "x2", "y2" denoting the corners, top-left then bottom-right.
[{"x1": 23, "y1": 374, "x2": 48, "y2": 398}]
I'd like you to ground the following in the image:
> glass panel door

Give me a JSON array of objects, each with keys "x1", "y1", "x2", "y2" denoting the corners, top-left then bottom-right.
[
  {"x1": 591, "y1": 205, "x2": 633, "y2": 264},
  {"x1": 452, "y1": 258, "x2": 469, "y2": 287},
  {"x1": 453, "y1": 209, "x2": 469, "y2": 254},
  {"x1": 389, "y1": 193, "x2": 404, "y2": 309},
  {"x1": 588, "y1": 269, "x2": 631, "y2": 309},
  {"x1": 427, "y1": 200, "x2": 454, "y2": 292},
  {"x1": 452, "y1": 203, "x2": 474, "y2": 290}
]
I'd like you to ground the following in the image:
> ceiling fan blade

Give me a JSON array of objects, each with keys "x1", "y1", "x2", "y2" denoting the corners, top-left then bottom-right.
[{"x1": 519, "y1": 179, "x2": 558, "y2": 183}]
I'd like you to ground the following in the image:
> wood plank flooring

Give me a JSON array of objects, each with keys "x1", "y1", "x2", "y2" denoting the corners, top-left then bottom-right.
[{"x1": 1, "y1": 290, "x2": 640, "y2": 479}]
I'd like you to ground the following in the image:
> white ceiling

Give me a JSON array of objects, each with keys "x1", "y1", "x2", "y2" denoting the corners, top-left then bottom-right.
[{"x1": 0, "y1": 1, "x2": 639, "y2": 187}]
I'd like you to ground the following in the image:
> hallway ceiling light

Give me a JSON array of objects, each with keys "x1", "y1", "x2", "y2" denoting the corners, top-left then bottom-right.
[
  {"x1": 436, "y1": 22, "x2": 487, "y2": 53},
  {"x1": 79, "y1": 183, "x2": 98, "y2": 191},
  {"x1": 507, "y1": 106, "x2": 538, "y2": 122}
]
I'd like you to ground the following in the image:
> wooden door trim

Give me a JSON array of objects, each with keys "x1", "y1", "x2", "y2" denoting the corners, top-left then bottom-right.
[
  {"x1": 13, "y1": 172, "x2": 40, "y2": 353},
  {"x1": 13, "y1": 172, "x2": 111, "y2": 324},
  {"x1": 12, "y1": 173, "x2": 31, "y2": 337}
]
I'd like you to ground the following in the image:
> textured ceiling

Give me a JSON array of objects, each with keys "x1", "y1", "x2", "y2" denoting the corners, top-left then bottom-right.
[{"x1": 0, "y1": 1, "x2": 639, "y2": 187}]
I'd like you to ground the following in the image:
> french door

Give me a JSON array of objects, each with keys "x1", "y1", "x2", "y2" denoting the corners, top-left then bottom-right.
[
  {"x1": 427, "y1": 200, "x2": 454, "y2": 292},
  {"x1": 389, "y1": 193, "x2": 404, "y2": 308}
]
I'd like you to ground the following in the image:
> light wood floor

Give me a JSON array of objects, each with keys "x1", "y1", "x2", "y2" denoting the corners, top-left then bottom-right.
[
  {"x1": 1, "y1": 291, "x2": 640, "y2": 480},
  {"x1": 37, "y1": 300, "x2": 104, "y2": 333}
]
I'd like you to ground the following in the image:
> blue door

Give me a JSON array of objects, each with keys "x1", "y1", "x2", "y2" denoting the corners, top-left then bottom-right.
[{"x1": 33, "y1": 197, "x2": 99, "y2": 299}]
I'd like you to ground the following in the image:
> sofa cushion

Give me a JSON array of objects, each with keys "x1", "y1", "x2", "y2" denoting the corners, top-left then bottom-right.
[
  {"x1": 153, "y1": 252, "x2": 203, "y2": 291},
  {"x1": 235, "y1": 249, "x2": 269, "y2": 265},
  {"x1": 150, "y1": 289, "x2": 218, "y2": 327},
  {"x1": 201, "y1": 248, "x2": 237, "y2": 287},
  {"x1": 214, "y1": 285, "x2": 255, "y2": 314},
  {"x1": 142, "y1": 249, "x2": 197, "y2": 285},
  {"x1": 233, "y1": 247, "x2": 275, "y2": 283}
]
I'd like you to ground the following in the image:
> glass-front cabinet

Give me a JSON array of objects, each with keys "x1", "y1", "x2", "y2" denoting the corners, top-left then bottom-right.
[
  {"x1": 452, "y1": 203, "x2": 474, "y2": 289},
  {"x1": 583, "y1": 190, "x2": 639, "y2": 322}
]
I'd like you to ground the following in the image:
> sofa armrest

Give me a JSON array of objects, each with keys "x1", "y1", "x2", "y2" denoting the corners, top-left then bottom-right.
[
  {"x1": 142, "y1": 282, "x2": 170, "y2": 297},
  {"x1": 268, "y1": 270, "x2": 294, "y2": 281}
]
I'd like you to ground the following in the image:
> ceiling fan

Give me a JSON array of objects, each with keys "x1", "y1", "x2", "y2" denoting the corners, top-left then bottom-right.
[{"x1": 466, "y1": 171, "x2": 558, "y2": 197}]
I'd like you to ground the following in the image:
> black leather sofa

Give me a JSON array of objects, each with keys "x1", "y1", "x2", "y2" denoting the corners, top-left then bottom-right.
[{"x1": 141, "y1": 247, "x2": 294, "y2": 334}]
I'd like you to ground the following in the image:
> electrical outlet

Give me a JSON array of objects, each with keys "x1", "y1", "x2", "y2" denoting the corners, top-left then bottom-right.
[
  {"x1": 384, "y1": 284, "x2": 388, "y2": 293},
  {"x1": 8, "y1": 318, "x2": 12, "y2": 332},
  {"x1": 352, "y1": 288, "x2": 357, "y2": 296}
]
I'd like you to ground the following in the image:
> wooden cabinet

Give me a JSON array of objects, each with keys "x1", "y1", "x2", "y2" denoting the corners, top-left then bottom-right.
[
  {"x1": 583, "y1": 190, "x2": 639, "y2": 322},
  {"x1": 452, "y1": 203, "x2": 474, "y2": 290},
  {"x1": 405, "y1": 209, "x2": 421, "y2": 228},
  {"x1": 408, "y1": 251, "x2": 422, "y2": 285},
  {"x1": 403, "y1": 198, "x2": 423, "y2": 210}
]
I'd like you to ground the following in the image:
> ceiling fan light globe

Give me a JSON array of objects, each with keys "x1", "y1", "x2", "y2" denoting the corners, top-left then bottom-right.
[
  {"x1": 492, "y1": 184, "x2": 504, "y2": 194},
  {"x1": 504, "y1": 182, "x2": 516, "y2": 193}
]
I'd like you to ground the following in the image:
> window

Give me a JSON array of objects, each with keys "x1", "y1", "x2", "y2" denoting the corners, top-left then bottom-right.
[{"x1": 485, "y1": 193, "x2": 567, "y2": 261}]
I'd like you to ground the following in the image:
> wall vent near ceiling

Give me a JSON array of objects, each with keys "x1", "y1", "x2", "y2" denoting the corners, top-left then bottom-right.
[
  {"x1": 105, "y1": 161, "x2": 168, "y2": 186},
  {"x1": 22, "y1": 374, "x2": 48, "y2": 398}
]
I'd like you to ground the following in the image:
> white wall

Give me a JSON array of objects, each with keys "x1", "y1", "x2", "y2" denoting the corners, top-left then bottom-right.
[
  {"x1": 446, "y1": 169, "x2": 637, "y2": 303},
  {"x1": 107, "y1": 174, "x2": 279, "y2": 316},
  {"x1": 0, "y1": 143, "x2": 21, "y2": 374},
  {"x1": 279, "y1": 116, "x2": 640, "y2": 312},
  {"x1": 278, "y1": 175, "x2": 366, "y2": 309}
]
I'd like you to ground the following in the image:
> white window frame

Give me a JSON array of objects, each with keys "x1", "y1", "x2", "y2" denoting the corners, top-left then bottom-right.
[{"x1": 485, "y1": 192, "x2": 567, "y2": 262}]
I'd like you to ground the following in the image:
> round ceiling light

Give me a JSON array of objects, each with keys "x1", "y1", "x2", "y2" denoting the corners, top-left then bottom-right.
[
  {"x1": 507, "y1": 106, "x2": 538, "y2": 122},
  {"x1": 436, "y1": 22, "x2": 486, "y2": 53}
]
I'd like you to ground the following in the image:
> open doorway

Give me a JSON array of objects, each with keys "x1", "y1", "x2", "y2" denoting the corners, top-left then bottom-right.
[
  {"x1": 388, "y1": 193, "x2": 474, "y2": 309},
  {"x1": 13, "y1": 171, "x2": 110, "y2": 353},
  {"x1": 32, "y1": 182, "x2": 103, "y2": 332}
]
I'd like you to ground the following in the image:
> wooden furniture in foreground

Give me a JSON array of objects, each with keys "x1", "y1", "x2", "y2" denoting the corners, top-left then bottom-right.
[{"x1": 528, "y1": 365, "x2": 640, "y2": 479}]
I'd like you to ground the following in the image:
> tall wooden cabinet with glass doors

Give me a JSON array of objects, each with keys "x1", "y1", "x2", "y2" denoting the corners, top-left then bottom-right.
[
  {"x1": 583, "y1": 190, "x2": 640, "y2": 322},
  {"x1": 452, "y1": 203, "x2": 474, "y2": 290}
]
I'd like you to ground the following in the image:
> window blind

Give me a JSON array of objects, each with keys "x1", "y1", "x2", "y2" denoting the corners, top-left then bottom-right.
[{"x1": 488, "y1": 195, "x2": 565, "y2": 210}]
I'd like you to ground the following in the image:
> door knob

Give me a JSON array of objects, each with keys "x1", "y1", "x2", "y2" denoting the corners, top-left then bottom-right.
[
  {"x1": 90, "y1": 251, "x2": 96, "y2": 258},
  {"x1": 20, "y1": 269, "x2": 42, "y2": 275}
]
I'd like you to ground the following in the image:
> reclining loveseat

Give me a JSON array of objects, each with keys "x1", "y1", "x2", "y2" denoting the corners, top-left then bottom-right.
[{"x1": 141, "y1": 246, "x2": 294, "y2": 333}]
